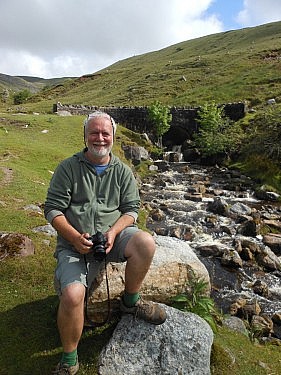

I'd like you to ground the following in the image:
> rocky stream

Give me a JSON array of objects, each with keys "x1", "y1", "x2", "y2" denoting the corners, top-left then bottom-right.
[{"x1": 141, "y1": 154, "x2": 281, "y2": 340}]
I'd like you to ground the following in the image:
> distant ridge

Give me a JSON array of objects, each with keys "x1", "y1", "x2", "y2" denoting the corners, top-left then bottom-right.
[{"x1": 0, "y1": 73, "x2": 75, "y2": 93}]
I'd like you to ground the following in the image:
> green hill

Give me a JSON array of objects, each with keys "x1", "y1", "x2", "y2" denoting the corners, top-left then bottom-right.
[
  {"x1": 0, "y1": 73, "x2": 74, "y2": 97},
  {"x1": 10, "y1": 20, "x2": 281, "y2": 113}
]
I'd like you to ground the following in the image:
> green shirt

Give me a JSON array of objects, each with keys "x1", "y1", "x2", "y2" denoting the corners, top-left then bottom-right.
[{"x1": 44, "y1": 150, "x2": 140, "y2": 252}]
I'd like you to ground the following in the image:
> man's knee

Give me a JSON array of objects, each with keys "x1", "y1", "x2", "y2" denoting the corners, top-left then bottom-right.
[
  {"x1": 126, "y1": 230, "x2": 155, "y2": 259},
  {"x1": 60, "y1": 282, "x2": 85, "y2": 309}
]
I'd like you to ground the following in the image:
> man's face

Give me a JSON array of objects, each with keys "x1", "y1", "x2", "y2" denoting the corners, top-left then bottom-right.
[{"x1": 85, "y1": 117, "x2": 113, "y2": 159}]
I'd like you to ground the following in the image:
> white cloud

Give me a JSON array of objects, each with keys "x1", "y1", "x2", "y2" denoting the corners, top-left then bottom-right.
[
  {"x1": 0, "y1": 49, "x2": 48, "y2": 78},
  {"x1": 237, "y1": 0, "x2": 281, "y2": 26}
]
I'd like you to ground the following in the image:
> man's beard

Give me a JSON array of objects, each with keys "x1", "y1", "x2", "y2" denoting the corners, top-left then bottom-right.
[{"x1": 88, "y1": 144, "x2": 112, "y2": 158}]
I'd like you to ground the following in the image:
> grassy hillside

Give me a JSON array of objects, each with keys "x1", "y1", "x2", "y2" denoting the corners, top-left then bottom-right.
[
  {"x1": 0, "y1": 73, "x2": 74, "y2": 98},
  {"x1": 2, "y1": 20, "x2": 280, "y2": 114}
]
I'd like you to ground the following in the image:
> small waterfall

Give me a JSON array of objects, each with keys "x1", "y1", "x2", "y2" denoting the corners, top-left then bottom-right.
[{"x1": 163, "y1": 145, "x2": 183, "y2": 163}]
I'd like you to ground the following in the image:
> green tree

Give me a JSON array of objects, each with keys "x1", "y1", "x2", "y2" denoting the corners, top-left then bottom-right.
[
  {"x1": 13, "y1": 89, "x2": 31, "y2": 105},
  {"x1": 148, "y1": 101, "x2": 172, "y2": 148},
  {"x1": 194, "y1": 101, "x2": 243, "y2": 159}
]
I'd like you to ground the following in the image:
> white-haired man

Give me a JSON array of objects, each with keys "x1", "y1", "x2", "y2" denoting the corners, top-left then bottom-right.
[{"x1": 44, "y1": 111, "x2": 166, "y2": 374}]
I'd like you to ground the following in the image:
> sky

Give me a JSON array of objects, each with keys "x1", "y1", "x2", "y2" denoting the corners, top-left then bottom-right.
[{"x1": 0, "y1": 0, "x2": 280, "y2": 79}]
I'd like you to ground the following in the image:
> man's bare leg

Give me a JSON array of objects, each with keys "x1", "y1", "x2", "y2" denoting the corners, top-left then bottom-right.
[
  {"x1": 57, "y1": 283, "x2": 85, "y2": 352},
  {"x1": 122, "y1": 231, "x2": 166, "y2": 325}
]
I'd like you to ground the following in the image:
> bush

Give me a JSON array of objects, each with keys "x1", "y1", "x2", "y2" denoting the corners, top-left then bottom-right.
[
  {"x1": 242, "y1": 106, "x2": 281, "y2": 163},
  {"x1": 194, "y1": 101, "x2": 244, "y2": 158},
  {"x1": 13, "y1": 89, "x2": 31, "y2": 105}
]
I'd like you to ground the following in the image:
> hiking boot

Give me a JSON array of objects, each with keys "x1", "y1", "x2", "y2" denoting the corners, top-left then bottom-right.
[
  {"x1": 120, "y1": 297, "x2": 167, "y2": 325},
  {"x1": 52, "y1": 358, "x2": 79, "y2": 375}
]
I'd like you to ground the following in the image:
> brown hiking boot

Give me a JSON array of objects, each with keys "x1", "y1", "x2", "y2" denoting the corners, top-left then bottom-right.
[
  {"x1": 120, "y1": 297, "x2": 167, "y2": 325},
  {"x1": 52, "y1": 358, "x2": 79, "y2": 375}
]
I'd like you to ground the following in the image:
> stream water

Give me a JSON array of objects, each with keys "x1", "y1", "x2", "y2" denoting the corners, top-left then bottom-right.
[{"x1": 140, "y1": 158, "x2": 281, "y2": 321}]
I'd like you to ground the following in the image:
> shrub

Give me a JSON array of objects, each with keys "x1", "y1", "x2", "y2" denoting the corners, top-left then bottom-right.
[
  {"x1": 13, "y1": 89, "x2": 31, "y2": 105},
  {"x1": 194, "y1": 101, "x2": 244, "y2": 158},
  {"x1": 242, "y1": 106, "x2": 281, "y2": 163}
]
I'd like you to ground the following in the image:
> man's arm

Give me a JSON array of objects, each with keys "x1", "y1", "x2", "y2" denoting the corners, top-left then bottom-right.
[{"x1": 51, "y1": 215, "x2": 93, "y2": 254}]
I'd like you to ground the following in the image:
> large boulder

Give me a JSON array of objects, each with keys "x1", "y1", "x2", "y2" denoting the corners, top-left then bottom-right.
[
  {"x1": 98, "y1": 304, "x2": 213, "y2": 375},
  {"x1": 87, "y1": 236, "x2": 210, "y2": 323}
]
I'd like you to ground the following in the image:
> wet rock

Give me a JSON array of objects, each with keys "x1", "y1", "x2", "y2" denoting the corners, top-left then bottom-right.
[
  {"x1": 263, "y1": 219, "x2": 281, "y2": 231},
  {"x1": 255, "y1": 187, "x2": 280, "y2": 201},
  {"x1": 272, "y1": 312, "x2": 281, "y2": 339},
  {"x1": 256, "y1": 246, "x2": 281, "y2": 271},
  {"x1": 236, "y1": 219, "x2": 259, "y2": 237},
  {"x1": 230, "y1": 298, "x2": 261, "y2": 319},
  {"x1": 207, "y1": 197, "x2": 228, "y2": 215},
  {"x1": 272, "y1": 312, "x2": 281, "y2": 325},
  {"x1": 263, "y1": 233, "x2": 281, "y2": 255},
  {"x1": 252, "y1": 280, "x2": 269, "y2": 297},
  {"x1": 229, "y1": 202, "x2": 252, "y2": 216},
  {"x1": 164, "y1": 151, "x2": 182, "y2": 162},
  {"x1": 149, "y1": 208, "x2": 166, "y2": 221},
  {"x1": 184, "y1": 192, "x2": 203, "y2": 202},
  {"x1": 169, "y1": 226, "x2": 182, "y2": 239},
  {"x1": 221, "y1": 249, "x2": 243, "y2": 268},
  {"x1": 234, "y1": 236, "x2": 261, "y2": 255},
  {"x1": 196, "y1": 243, "x2": 225, "y2": 257},
  {"x1": 230, "y1": 297, "x2": 247, "y2": 316}
]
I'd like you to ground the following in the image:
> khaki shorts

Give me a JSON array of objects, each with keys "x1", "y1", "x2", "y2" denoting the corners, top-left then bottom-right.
[{"x1": 54, "y1": 225, "x2": 140, "y2": 295}]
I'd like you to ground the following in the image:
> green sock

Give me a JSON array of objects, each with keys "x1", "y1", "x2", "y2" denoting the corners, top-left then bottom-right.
[
  {"x1": 123, "y1": 291, "x2": 140, "y2": 307},
  {"x1": 61, "y1": 349, "x2": 77, "y2": 366}
]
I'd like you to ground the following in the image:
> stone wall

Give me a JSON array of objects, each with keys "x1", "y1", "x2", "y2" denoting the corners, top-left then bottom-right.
[{"x1": 54, "y1": 102, "x2": 246, "y2": 147}]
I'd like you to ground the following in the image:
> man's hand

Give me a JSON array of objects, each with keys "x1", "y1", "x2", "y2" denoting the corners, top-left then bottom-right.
[
  {"x1": 52, "y1": 215, "x2": 93, "y2": 254},
  {"x1": 104, "y1": 228, "x2": 117, "y2": 253},
  {"x1": 72, "y1": 233, "x2": 93, "y2": 254}
]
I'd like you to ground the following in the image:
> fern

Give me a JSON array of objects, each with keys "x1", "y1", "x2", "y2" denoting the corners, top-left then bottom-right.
[{"x1": 171, "y1": 272, "x2": 221, "y2": 332}]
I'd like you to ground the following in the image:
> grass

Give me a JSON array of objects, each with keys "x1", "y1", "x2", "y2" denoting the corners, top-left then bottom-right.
[
  {"x1": 0, "y1": 114, "x2": 281, "y2": 374},
  {"x1": 211, "y1": 326, "x2": 281, "y2": 375}
]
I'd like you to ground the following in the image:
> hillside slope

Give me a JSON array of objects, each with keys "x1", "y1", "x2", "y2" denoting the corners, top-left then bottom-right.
[
  {"x1": 1, "y1": 21, "x2": 281, "y2": 112},
  {"x1": 0, "y1": 73, "x2": 74, "y2": 94},
  {"x1": 23, "y1": 20, "x2": 281, "y2": 111}
]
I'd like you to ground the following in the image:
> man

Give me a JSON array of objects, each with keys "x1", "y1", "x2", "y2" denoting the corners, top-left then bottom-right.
[{"x1": 44, "y1": 111, "x2": 166, "y2": 375}]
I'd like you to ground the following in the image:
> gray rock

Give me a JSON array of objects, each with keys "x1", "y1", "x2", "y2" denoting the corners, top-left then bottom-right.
[
  {"x1": 222, "y1": 316, "x2": 248, "y2": 335},
  {"x1": 229, "y1": 202, "x2": 252, "y2": 216},
  {"x1": 98, "y1": 305, "x2": 213, "y2": 375},
  {"x1": 32, "y1": 223, "x2": 57, "y2": 236}
]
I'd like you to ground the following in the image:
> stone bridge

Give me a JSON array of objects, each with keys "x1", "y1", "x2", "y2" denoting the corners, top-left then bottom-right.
[{"x1": 54, "y1": 102, "x2": 246, "y2": 149}]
